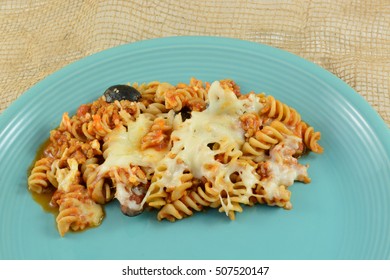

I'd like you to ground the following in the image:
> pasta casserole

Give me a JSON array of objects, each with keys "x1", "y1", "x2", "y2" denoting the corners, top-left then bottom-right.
[{"x1": 28, "y1": 78, "x2": 323, "y2": 236}]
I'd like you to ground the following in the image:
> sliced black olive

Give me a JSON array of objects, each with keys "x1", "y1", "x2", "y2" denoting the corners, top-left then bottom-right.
[
  {"x1": 103, "y1": 85, "x2": 141, "y2": 103},
  {"x1": 180, "y1": 107, "x2": 192, "y2": 121}
]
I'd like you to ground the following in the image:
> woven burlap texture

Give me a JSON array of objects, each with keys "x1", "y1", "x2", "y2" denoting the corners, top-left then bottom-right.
[{"x1": 1, "y1": 0, "x2": 389, "y2": 125}]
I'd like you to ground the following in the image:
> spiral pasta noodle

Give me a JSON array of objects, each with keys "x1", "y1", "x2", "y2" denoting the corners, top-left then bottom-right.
[
  {"x1": 260, "y1": 95, "x2": 302, "y2": 126},
  {"x1": 28, "y1": 78, "x2": 323, "y2": 236},
  {"x1": 161, "y1": 78, "x2": 209, "y2": 112},
  {"x1": 82, "y1": 157, "x2": 114, "y2": 204},
  {"x1": 295, "y1": 121, "x2": 324, "y2": 154},
  {"x1": 28, "y1": 157, "x2": 54, "y2": 194},
  {"x1": 131, "y1": 81, "x2": 161, "y2": 104},
  {"x1": 241, "y1": 120, "x2": 299, "y2": 163}
]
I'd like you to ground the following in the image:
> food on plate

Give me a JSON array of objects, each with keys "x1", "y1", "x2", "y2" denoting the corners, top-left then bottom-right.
[{"x1": 28, "y1": 78, "x2": 323, "y2": 236}]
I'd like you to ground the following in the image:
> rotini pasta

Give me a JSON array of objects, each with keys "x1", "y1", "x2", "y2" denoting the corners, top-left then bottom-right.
[
  {"x1": 28, "y1": 78, "x2": 323, "y2": 236},
  {"x1": 28, "y1": 157, "x2": 54, "y2": 194}
]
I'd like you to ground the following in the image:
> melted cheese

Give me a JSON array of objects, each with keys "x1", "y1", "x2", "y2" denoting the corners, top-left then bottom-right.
[
  {"x1": 100, "y1": 80, "x2": 308, "y2": 216},
  {"x1": 115, "y1": 182, "x2": 140, "y2": 211},
  {"x1": 152, "y1": 81, "x2": 264, "y2": 215},
  {"x1": 167, "y1": 81, "x2": 262, "y2": 178},
  {"x1": 157, "y1": 159, "x2": 187, "y2": 188},
  {"x1": 261, "y1": 135, "x2": 309, "y2": 200},
  {"x1": 77, "y1": 199, "x2": 103, "y2": 226},
  {"x1": 55, "y1": 158, "x2": 79, "y2": 193},
  {"x1": 97, "y1": 114, "x2": 167, "y2": 175}
]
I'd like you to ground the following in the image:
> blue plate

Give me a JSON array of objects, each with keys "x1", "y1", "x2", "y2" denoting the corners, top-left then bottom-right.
[{"x1": 0, "y1": 37, "x2": 389, "y2": 260}]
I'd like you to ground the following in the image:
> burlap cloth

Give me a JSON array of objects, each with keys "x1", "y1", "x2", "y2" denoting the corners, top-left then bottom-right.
[{"x1": 1, "y1": 0, "x2": 389, "y2": 125}]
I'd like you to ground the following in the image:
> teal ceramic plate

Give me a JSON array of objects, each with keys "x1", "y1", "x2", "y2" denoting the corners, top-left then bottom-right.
[{"x1": 0, "y1": 37, "x2": 389, "y2": 260}]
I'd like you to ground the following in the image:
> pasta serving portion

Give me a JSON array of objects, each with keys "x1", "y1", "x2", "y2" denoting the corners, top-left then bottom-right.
[{"x1": 28, "y1": 78, "x2": 323, "y2": 236}]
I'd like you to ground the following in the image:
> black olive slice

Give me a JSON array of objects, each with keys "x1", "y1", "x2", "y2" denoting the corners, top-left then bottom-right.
[
  {"x1": 180, "y1": 107, "x2": 192, "y2": 121},
  {"x1": 103, "y1": 85, "x2": 141, "y2": 103}
]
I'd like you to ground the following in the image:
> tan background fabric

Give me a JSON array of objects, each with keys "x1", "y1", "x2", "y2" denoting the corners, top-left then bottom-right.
[{"x1": 1, "y1": 0, "x2": 389, "y2": 125}]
